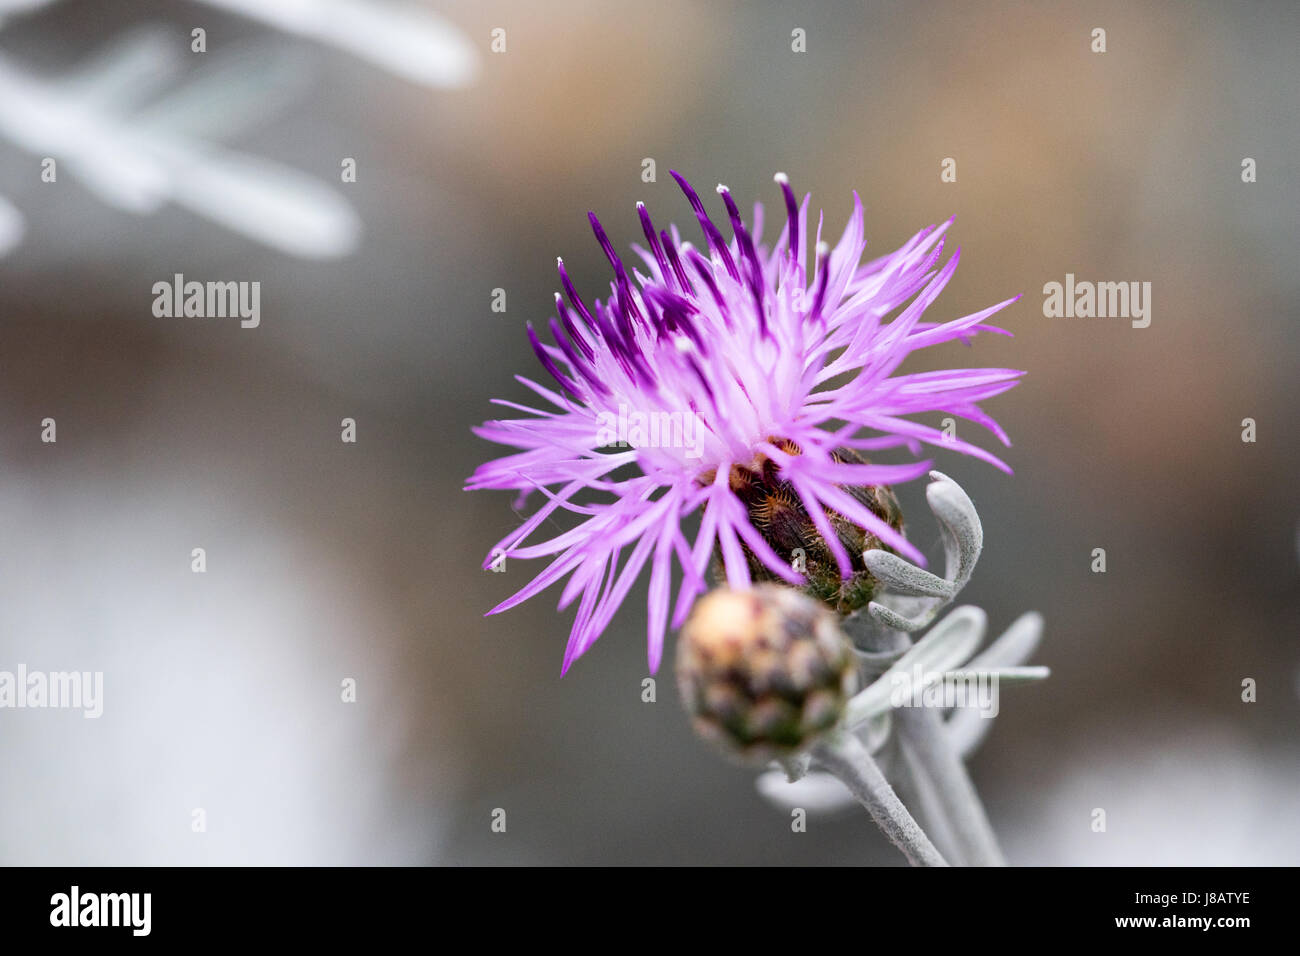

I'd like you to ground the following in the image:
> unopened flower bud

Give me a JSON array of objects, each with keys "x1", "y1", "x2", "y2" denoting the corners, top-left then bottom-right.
[{"x1": 676, "y1": 584, "x2": 858, "y2": 763}]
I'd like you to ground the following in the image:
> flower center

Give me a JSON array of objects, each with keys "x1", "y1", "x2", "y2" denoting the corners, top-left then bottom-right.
[{"x1": 702, "y1": 441, "x2": 907, "y2": 616}]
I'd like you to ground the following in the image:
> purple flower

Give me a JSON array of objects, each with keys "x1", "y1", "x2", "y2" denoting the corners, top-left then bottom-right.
[{"x1": 468, "y1": 172, "x2": 1022, "y2": 674}]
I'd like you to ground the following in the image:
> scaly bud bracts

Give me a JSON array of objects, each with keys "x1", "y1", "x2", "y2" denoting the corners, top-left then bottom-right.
[
  {"x1": 676, "y1": 584, "x2": 858, "y2": 763},
  {"x1": 713, "y1": 443, "x2": 905, "y2": 615}
]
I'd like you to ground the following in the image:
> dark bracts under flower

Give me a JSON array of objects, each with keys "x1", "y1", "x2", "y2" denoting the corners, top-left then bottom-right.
[
  {"x1": 468, "y1": 170, "x2": 1023, "y2": 674},
  {"x1": 707, "y1": 442, "x2": 904, "y2": 615}
]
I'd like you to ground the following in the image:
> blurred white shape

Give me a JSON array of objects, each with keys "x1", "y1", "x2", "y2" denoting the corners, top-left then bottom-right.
[
  {"x1": 1003, "y1": 719, "x2": 1300, "y2": 865},
  {"x1": 0, "y1": 0, "x2": 54, "y2": 26},
  {"x1": 0, "y1": 31, "x2": 360, "y2": 258},
  {"x1": 158, "y1": 144, "x2": 364, "y2": 259},
  {"x1": 0, "y1": 473, "x2": 453, "y2": 864},
  {"x1": 131, "y1": 37, "x2": 312, "y2": 142},
  {"x1": 0, "y1": 53, "x2": 171, "y2": 213},
  {"x1": 193, "y1": 0, "x2": 481, "y2": 88},
  {"x1": 0, "y1": 192, "x2": 24, "y2": 255},
  {"x1": 57, "y1": 23, "x2": 183, "y2": 110},
  {"x1": 756, "y1": 769, "x2": 856, "y2": 815}
]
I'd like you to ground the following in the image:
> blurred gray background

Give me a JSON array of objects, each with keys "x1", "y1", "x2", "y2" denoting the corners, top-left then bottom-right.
[{"x1": 0, "y1": 0, "x2": 1296, "y2": 865}]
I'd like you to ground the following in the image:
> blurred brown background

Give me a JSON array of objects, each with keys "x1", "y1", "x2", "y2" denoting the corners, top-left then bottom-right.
[{"x1": 0, "y1": 0, "x2": 1296, "y2": 864}]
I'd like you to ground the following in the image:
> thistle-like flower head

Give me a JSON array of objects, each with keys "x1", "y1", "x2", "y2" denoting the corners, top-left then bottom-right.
[{"x1": 469, "y1": 172, "x2": 1022, "y2": 674}]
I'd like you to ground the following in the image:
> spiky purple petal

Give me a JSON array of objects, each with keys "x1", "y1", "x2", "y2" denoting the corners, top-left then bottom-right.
[{"x1": 469, "y1": 173, "x2": 1023, "y2": 673}]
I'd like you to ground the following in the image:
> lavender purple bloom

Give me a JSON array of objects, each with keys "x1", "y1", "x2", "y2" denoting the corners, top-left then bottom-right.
[{"x1": 468, "y1": 172, "x2": 1022, "y2": 674}]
